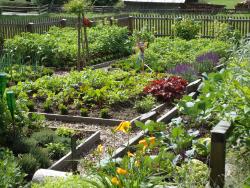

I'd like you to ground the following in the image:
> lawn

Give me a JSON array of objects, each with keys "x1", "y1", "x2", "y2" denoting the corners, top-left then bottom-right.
[{"x1": 201, "y1": 0, "x2": 243, "y2": 8}]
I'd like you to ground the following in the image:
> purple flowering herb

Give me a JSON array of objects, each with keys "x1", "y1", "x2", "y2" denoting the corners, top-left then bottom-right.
[
  {"x1": 195, "y1": 52, "x2": 220, "y2": 73},
  {"x1": 196, "y1": 52, "x2": 220, "y2": 65},
  {"x1": 168, "y1": 64, "x2": 198, "y2": 82}
]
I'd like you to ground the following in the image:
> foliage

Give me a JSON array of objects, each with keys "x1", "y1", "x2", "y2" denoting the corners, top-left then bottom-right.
[
  {"x1": 64, "y1": 0, "x2": 91, "y2": 14},
  {"x1": 56, "y1": 127, "x2": 75, "y2": 137},
  {"x1": 80, "y1": 108, "x2": 89, "y2": 117},
  {"x1": 168, "y1": 64, "x2": 198, "y2": 82},
  {"x1": 115, "y1": 37, "x2": 231, "y2": 74},
  {"x1": 134, "y1": 95, "x2": 156, "y2": 113},
  {"x1": 59, "y1": 104, "x2": 68, "y2": 115},
  {"x1": 0, "y1": 148, "x2": 25, "y2": 187},
  {"x1": 174, "y1": 159, "x2": 209, "y2": 188},
  {"x1": 100, "y1": 108, "x2": 110, "y2": 118},
  {"x1": 18, "y1": 153, "x2": 39, "y2": 178},
  {"x1": 4, "y1": 26, "x2": 132, "y2": 68},
  {"x1": 212, "y1": 21, "x2": 241, "y2": 43},
  {"x1": 30, "y1": 147, "x2": 51, "y2": 168},
  {"x1": 46, "y1": 143, "x2": 67, "y2": 160},
  {"x1": 92, "y1": 0, "x2": 118, "y2": 6},
  {"x1": 193, "y1": 137, "x2": 211, "y2": 157},
  {"x1": 172, "y1": 18, "x2": 201, "y2": 40},
  {"x1": 31, "y1": 129, "x2": 58, "y2": 147},
  {"x1": 12, "y1": 69, "x2": 162, "y2": 117},
  {"x1": 144, "y1": 76, "x2": 188, "y2": 102},
  {"x1": 177, "y1": 38, "x2": 250, "y2": 149}
]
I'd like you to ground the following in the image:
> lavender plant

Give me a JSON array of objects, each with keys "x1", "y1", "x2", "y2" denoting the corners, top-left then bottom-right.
[
  {"x1": 168, "y1": 64, "x2": 198, "y2": 82},
  {"x1": 195, "y1": 52, "x2": 220, "y2": 74}
]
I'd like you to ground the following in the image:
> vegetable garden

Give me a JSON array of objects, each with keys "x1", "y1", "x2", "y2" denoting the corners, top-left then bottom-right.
[{"x1": 0, "y1": 6, "x2": 249, "y2": 188}]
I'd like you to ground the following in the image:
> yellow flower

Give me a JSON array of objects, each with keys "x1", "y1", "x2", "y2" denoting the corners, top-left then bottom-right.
[
  {"x1": 97, "y1": 144, "x2": 103, "y2": 154},
  {"x1": 111, "y1": 177, "x2": 120, "y2": 185},
  {"x1": 127, "y1": 151, "x2": 135, "y2": 157},
  {"x1": 135, "y1": 160, "x2": 140, "y2": 167},
  {"x1": 149, "y1": 137, "x2": 156, "y2": 145},
  {"x1": 116, "y1": 167, "x2": 128, "y2": 175},
  {"x1": 139, "y1": 139, "x2": 148, "y2": 147},
  {"x1": 114, "y1": 121, "x2": 131, "y2": 133}
]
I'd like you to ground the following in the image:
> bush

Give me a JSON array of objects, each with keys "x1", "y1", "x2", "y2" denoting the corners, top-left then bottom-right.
[
  {"x1": 30, "y1": 147, "x2": 51, "y2": 168},
  {"x1": 31, "y1": 129, "x2": 57, "y2": 147},
  {"x1": 56, "y1": 127, "x2": 75, "y2": 137},
  {"x1": 46, "y1": 143, "x2": 67, "y2": 160},
  {"x1": 100, "y1": 108, "x2": 110, "y2": 118},
  {"x1": 134, "y1": 95, "x2": 156, "y2": 113},
  {"x1": 27, "y1": 100, "x2": 35, "y2": 111},
  {"x1": 0, "y1": 148, "x2": 24, "y2": 187},
  {"x1": 19, "y1": 154, "x2": 39, "y2": 178},
  {"x1": 59, "y1": 104, "x2": 68, "y2": 115},
  {"x1": 80, "y1": 108, "x2": 89, "y2": 117},
  {"x1": 173, "y1": 19, "x2": 201, "y2": 40},
  {"x1": 12, "y1": 137, "x2": 37, "y2": 154}
]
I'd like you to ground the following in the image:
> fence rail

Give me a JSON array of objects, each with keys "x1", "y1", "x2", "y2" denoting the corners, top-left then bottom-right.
[
  {"x1": 0, "y1": 14, "x2": 250, "y2": 39},
  {"x1": 132, "y1": 14, "x2": 250, "y2": 37}
]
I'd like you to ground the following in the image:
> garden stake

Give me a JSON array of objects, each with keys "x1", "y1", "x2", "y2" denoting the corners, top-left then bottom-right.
[
  {"x1": 0, "y1": 73, "x2": 7, "y2": 99},
  {"x1": 6, "y1": 91, "x2": 16, "y2": 137}
]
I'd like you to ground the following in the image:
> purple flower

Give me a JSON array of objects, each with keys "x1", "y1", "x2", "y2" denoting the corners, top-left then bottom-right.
[
  {"x1": 196, "y1": 52, "x2": 220, "y2": 66},
  {"x1": 169, "y1": 64, "x2": 196, "y2": 75}
]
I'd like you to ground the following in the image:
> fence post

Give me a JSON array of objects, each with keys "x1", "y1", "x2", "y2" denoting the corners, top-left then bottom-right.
[
  {"x1": 128, "y1": 16, "x2": 134, "y2": 34},
  {"x1": 71, "y1": 135, "x2": 78, "y2": 174},
  {"x1": 109, "y1": 17, "x2": 113, "y2": 26},
  {"x1": 26, "y1": 22, "x2": 34, "y2": 33},
  {"x1": 60, "y1": 19, "x2": 67, "y2": 28},
  {"x1": 210, "y1": 121, "x2": 232, "y2": 188}
]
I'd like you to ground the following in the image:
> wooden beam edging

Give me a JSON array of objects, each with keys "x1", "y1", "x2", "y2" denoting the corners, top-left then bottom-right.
[
  {"x1": 210, "y1": 120, "x2": 233, "y2": 188},
  {"x1": 49, "y1": 131, "x2": 101, "y2": 171},
  {"x1": 111, "y1": 91, "x2": 198, "y2": 158},
  {"x1": 30, "y1": 112, "x2": 124, "y2": 126}
]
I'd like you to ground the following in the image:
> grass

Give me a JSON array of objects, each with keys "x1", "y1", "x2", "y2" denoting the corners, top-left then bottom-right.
[{"x1": 200, "y1": 0, "x2": 243, "y2": 8}]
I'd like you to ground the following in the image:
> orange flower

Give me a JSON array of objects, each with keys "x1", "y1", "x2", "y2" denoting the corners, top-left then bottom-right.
[
  {"x1": 111, "y1": 177, "x2": 120, "y2": 185},
  {"x1": 139, "y1": 139, "x2": 148, "y2": 147},
  {"x1": 149, "y1": 137, "x2": 156, "y2": 145},
  {"x1": 116, "y1": 167, "x2": 128, "y2": 175},
  {"x1": 114, "y1": 121, "x2": 131, "y2": 133},
  {"x1": 127, "y1": 151, "x2": 135, "y2": 157}
]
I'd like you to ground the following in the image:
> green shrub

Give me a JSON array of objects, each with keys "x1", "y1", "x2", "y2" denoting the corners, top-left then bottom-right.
[
  {"x1": 134, "y1": 95, "x2": 156, "y2": 113},
  {"x1": 100, "y1": 108, "x2": 110, "y2": 118},
  {"x1": 0, "y1": 148, "x2": 24, "y2": 187},
  {"x1": 31, "y1": 129, "x2": 57, "y2": 147},
  {"x1": 27, "y1": 100, "x2": 35, "y2": 111},
  {"x1": 5, "y1": 26, "x2": 132, "y2": 68},
  {"x1": 173, "y1": 19, "x2": 201, "y2": 40},
  {"x1": 12, "y1": 137, "x2": 37, "y2": 154},
  {"x1": 56, "y1": 127, "x2": 75, "y2": 137},
  {"x1": 46, "y1": 143, "x2": 67, "y2": 160},
  {"x1": 18, "y1": 154, "x2": 39, "y2": 178},
  {"x1": 80, "y1": 108, "x2": 89, "y2": 117},
  {"x1": 58, "y1": 104, "x2": 68, "y2": 115},
  {"x1": 30, "y1": 147, "x2": 51, "y2": 168},
  {"x1": 43, "y1": 100, "x2": 53, "y2": 113}
]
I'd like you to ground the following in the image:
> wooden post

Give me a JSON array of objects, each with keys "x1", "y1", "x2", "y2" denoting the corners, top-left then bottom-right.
[
  {"x1": 210, "y1": 121, "x2": 232, "y2": 188},
  {"x1": 26, "y1": 22, "x2": 34, "y2": 33},
  {"x1": 109, "y1": 18, "x2": 113, "y2": 26},
  {"x1": 60, "y1": 19, "x2": 67, "y2": 28},
  {"x1": 71, "y1": 135, "x2": 78, "y2": 173},
  {"x1": 128, "y1": 16, "x2": 134, "y2": 34}
]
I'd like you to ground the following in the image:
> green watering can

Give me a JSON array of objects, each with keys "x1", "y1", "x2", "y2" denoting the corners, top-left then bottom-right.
[
  {"x1": 6, "y1": 91, "x2": 16, "y2": 120},
  {"x1": 0, "y1": 73, "x2": 7, "y2": 98}
]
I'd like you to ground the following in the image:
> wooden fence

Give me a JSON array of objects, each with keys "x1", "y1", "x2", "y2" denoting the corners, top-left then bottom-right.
[
  {"x1": 1, "y1": 14, "x2": 250, "y2": 39},
  {"x1": 131, "y1": 14, "x2": 250, "y2": 37},
  {"x1": 0, "y1": 14, "x2": 128, "y2": 38},
  {"x1": 0, "y1": 4, "x2": 49, "y2": 14}
]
